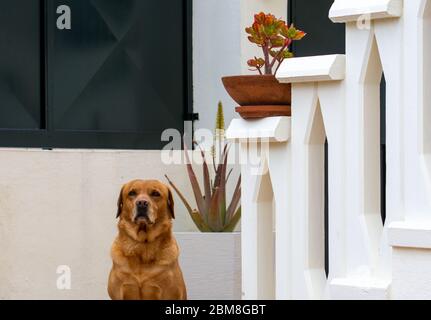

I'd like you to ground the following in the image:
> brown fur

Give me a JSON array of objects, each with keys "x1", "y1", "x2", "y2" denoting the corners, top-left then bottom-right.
[{"x1": 108, "y1": 180, "x2": 187, "y2": 300}]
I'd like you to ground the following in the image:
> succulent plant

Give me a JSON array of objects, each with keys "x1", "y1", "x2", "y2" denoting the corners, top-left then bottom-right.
[
  {"x1": 165, "y1": 142, "x2": 241, "y2": 233},
  {"x1": 246, "y1": 12, "x2": 306, "y2": 75}
]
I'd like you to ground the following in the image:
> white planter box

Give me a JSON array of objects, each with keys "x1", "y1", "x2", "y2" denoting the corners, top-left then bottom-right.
[{"x1": 175, "y1": 232, "x2": 241, "y2": 300}]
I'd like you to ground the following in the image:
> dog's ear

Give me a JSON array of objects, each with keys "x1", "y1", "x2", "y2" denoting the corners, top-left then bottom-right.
[
  {"x1": 167, "y1": 188, "x2": 175, "y2": 219},
  {"x1": 116, "y1": 185, "x2": 125, "y2": 219}
]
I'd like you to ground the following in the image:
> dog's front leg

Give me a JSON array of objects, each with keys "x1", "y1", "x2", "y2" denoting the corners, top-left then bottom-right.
[
  {"x1": 121, "y1": 283, "x2": 141, "y2": 300},
  {"x1": 140, "y1": 283, "x2": 162, "y2": 300}
]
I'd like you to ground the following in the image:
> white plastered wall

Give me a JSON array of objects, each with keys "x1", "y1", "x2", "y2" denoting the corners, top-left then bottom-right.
[
  {"x1": 0, "y1": 149, "x2": 199, "y2": 299},
  {"x1": 193, "y1": 0, "x2": 241, "y2": 132}
]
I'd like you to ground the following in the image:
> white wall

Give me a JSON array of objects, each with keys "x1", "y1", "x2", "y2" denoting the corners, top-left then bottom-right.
[
  {"x1": 0, "y1": 149, "x2": 240, "y2": 299},
  {"x1": 0, "y1": 149, "x2": 189, "y2": 299},
  {"x1": 193, "y1": 0, "x2": 241, "y2": 132}
]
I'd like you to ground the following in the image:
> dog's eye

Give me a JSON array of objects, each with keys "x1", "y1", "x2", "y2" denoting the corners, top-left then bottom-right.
[
  {"x1": 151, "y1": 191, "x2": 161, "y2": 197},
  {"x1": 128, "y1": 190, "x2": 137, "y2": 197}
]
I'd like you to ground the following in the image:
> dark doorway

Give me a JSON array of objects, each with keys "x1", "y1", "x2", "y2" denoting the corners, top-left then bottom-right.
[
  {"x1": 0, "y1": 0, "x2": 192, "y2": 149},
  {"x1": 289, "y1": 0, "x2": 345, "y2": 56},
  {"x1": 0, "y1": 0, "x2": 43, "y2": 130}
]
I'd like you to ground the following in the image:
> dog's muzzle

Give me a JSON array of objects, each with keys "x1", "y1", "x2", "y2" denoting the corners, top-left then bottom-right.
[{"x1": 135, "y1": 200, "x2": 150, "y2": 222}]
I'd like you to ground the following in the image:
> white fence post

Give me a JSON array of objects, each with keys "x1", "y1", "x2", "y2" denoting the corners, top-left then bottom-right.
[
  {"x1": 387, "y1": 0, "x2": 431, "y2": 299},
  {"x1": 227, "y1": 117, "x2": 291, "y2": 300},
  {"x1": 227, "y1": 0, "x2": 431, "y2": 300},
  {"x1": 277, "y1": 54, "x2": 346, "y2": 299},
  {"x1": 325, "y1": 0, "x2": 405, "y2": 299}
]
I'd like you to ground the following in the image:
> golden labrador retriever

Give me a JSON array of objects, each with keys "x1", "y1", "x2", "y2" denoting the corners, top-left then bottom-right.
[{"x1": 108, "y1": 180, "x2": 187, "y2": 300}]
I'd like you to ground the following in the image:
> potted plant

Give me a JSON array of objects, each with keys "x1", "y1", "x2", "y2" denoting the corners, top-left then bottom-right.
[
  {"x1": 222, "y1": 12, "x2": 306, "y2": 119},
  {"x1": 165, "y1": 102, "x2": 242, "y2": 299},
  {"x1": 165, "y1": 104, "x2": 241, "y2": 232}
]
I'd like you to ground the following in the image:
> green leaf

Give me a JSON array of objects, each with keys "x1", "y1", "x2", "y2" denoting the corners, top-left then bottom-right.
[
  {"x1": 165, "y1": 174, "x2": 212, "y2": 232},
  {"x1": 189, "y1": 210, "x2": 213, "y2": 232},
  {"x1": 282, "y1": 50, "x2": 294, "y2": 59},
  {"x1": 223, "y1": 207, "x2": 241, "y2": 232},
  {"x1": 270, "y1": 36, "x2": 284, "y2": 47}
]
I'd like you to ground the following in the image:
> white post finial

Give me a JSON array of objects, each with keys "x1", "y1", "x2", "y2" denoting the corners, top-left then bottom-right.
[{"x1": 329, "y1": 0, "x2": 403, "y2": 23}]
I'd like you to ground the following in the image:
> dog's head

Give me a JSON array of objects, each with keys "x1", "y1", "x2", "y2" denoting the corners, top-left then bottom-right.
[{"x1": 116, "y1": 180, "x2": 175, "y2": 225}]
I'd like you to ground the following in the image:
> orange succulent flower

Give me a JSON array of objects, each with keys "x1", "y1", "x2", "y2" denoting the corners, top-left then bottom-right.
[{"x1": 246, "y1": 12, "x2": 306, "y2": 75}]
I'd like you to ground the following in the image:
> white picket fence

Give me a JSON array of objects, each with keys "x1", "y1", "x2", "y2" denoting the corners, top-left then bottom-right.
[{"x1": 227, "y1": 0, "x2": 431, "y2": 300}]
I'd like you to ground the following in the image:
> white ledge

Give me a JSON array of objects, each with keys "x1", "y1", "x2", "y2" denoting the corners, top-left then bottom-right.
[
  {"x1": 329, "y1": 0, "x2": 403, "y2": 23},
  {"x1": 276, "y1": 54, "x2": 345, "y2": 84},
  {"x1": 388, "y1": 221, "x2": 431, "y2": 249},
  {"x1": 330, "y1": 277, "x2": 391, "y2": 300},
  {"x1": 226, "y1": 117, "x2": 290, "y2": 143}
]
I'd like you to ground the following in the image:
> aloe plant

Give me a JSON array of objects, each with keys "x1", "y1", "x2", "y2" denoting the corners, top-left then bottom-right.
[{"x1": 165, "y1": 142, "x2": 241, "y2": 232}]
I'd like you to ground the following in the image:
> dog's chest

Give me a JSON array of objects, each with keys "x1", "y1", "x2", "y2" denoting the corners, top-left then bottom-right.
[{"x1": 122, "y1": 250, "x2": 167, "y2": 282}]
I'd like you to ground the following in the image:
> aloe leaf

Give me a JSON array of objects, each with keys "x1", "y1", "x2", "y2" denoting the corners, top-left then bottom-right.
[
  {"x1": 165, "y1": 174, "x2": 194, "y2": 215},
  {"x1": 212, "y1": 148, "x2": 217, "y2": 173},
  {"x1": 212, "y1": 144, "x2": 228, "y2": 194},
  {"x1": 218, "y1": 145, "x2": 229, "y2": 226},
  {"x1": 212, "y1": 163, "x2": 222, "y2": 195},
  {"x1": 165, "y1": 175, "x2": 212, "y2": 232},
  {"x1": 223, "y1": 207, "x2": 241, "y2": 232},
  {"x1": 209, "y1": 187, "x2": 223, "y2": 231},
  {"x1": 197, "y1": 145, "x2": 211, "y2": 223},
  {"x1": 190, "y1": 210, "x2": 213, "y2": 232},
  {"x1": 226, "y1": 168, "x2": 233, "y2": 184},
  {"x1": 183, "y1": 142, "x2": 207, "y2": 218},
  {"x1": 226, "y1": 175, "x2": 241, "y2": 222}
]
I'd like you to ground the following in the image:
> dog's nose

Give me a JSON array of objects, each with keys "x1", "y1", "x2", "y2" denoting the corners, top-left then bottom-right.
[{"x1": 136, "y1": 200, "x2": 149, "y2": 209}]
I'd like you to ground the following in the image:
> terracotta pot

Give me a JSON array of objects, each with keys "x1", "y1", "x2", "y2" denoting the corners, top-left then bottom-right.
[
  {"x1": 234, "y1": 105, "x2": 291, "y2": 119},
  {"x1": 222, "y1": 75, "x2": 291, "y2": 119}
]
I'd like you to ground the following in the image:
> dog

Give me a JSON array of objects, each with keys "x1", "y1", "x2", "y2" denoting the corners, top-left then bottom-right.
[{"x1": 108, "y1": 180, "x2": 187, "y2": 300}]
